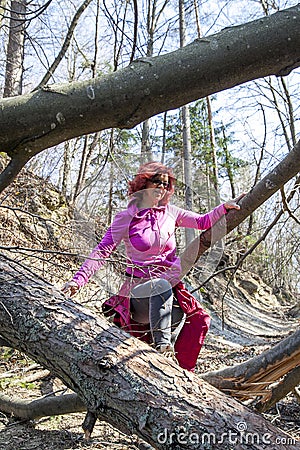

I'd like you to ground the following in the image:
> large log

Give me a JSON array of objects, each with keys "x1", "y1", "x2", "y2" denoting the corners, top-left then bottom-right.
[
  {"x1": 0, "y1": 5, "x2": 300, "y2": 192},
  {"x1": 0, "y1": 140, "x2": 299, "y2": 447},
  {"x1": 0, "y1": 256, "x2": 298, "y2": 449},
  {"x1": 1, "y1": 329, "x2": 299, "y2": 422}
]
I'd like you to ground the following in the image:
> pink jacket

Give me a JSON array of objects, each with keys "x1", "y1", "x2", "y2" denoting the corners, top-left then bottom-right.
[{"x1": 72, "y1": 199, "x2": 227, "y2": 288}]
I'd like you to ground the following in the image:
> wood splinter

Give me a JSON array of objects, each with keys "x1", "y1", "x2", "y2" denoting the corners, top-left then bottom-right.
[{"x1": 82, "y1": 410, "x2": 97, "y2": 440}]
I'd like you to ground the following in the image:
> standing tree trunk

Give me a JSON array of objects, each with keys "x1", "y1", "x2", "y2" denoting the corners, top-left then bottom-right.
[
  {"x1": 61, "y1": 140, "x2": 72, "y2": 198},
  {"x1": 2, "y1": 0, "x2": 26, "y2": 166},
  {"x1": 0, "y1": 0, "x2": 7, "y2": 29},
  {"x1": 221, "y1": 125, "x2": 236, "y2": 199},
  {"x1": 3, "y1": 0, "x2": 26, "y2": 97},
  {"x1": 193, "y1": 0, "x2": 219, "y2": 199},
  {"x1": 180, "y1": 139, "x2": 300, "y2": 276},
  {"x1": 179, "y1": 0, "x2": 194, "y2": 246},
  {"x1": 35, "y1": 0, "x2": 93, "y2": 90}
]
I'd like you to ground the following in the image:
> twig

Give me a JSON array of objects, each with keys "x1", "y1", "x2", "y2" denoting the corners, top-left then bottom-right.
[
  {"x1": 0, "y1": 301, "x2": 13, "y2": 324},
  {"x1": 280, "y1": 186, "x2": 300, "y2": 225},
  {"x1": 190, "y1": 265, "x2": 237, "y2": 293}
]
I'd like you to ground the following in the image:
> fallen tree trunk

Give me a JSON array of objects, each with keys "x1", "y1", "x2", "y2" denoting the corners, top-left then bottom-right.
[
  {"x1": 0, "y1": 256, "x2": 298, "y2": 449},
  {"x1": 201, "y1": 329, "x2": 300, "y2": 404},
  {"x1": 255, "y1": 365, "x2": 300, "y2": 413},
  {"x1": 0, "y1": 5, "x2": 300, "y2": 192},
  {"x1": 0, "y1": 392, "x2": 86, "y2": 420},
  {"x1": 2, "y1": 328, "x2": 299, "y2": 421}
]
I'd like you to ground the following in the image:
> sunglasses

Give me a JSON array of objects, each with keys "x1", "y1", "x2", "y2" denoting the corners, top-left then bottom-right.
[{"x1": 149, "y1": 177, "x2": 170, "y2": 190}]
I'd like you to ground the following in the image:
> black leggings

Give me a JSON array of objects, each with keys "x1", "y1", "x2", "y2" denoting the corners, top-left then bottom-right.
[{"x1": 130, "y1": 278, "x2": 185, "y2": 347}]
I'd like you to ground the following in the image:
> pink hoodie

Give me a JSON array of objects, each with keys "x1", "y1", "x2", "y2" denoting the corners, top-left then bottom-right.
[{"x1": 72, "y1": 199, "x2": 227, "y2": 288}]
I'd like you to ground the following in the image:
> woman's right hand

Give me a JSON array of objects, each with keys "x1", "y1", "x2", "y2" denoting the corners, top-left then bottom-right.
[{"x1": 61, "y1": 281, "x2": 79, "y2": 297}]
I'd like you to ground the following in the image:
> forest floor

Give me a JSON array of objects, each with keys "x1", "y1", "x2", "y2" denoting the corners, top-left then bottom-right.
[{"x1": 0, "y1": 273, "x2": 300, "y2": 450}]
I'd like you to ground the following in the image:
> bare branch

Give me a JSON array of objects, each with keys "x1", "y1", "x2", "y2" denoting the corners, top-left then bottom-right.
[
  {"x1": 280, "y1": 185, "x2": 300, "y2": 226},
  {"x1": 35, "y1": 0, "x2": 93, "y2": 89},
  {"x1": 129, "y1": 0, "x2": 138, "y2": 63},
  {"x1": 0, "y1": 392, "x2": 86, "y2": 420}
]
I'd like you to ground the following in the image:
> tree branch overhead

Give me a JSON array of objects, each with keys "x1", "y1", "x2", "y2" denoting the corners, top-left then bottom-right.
[{"x1": 0, "y1": 5, "x2": 300, "y2": 162}]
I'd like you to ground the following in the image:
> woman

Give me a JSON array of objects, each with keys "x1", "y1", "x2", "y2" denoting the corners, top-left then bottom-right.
[{"x1": 62, "y1": 161, "x2": 242, "y2": 371}]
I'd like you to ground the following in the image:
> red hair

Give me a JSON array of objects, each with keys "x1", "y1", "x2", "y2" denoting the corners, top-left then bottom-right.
[{"x1": 128, "y1": 161, "x2": 175, "y2": 205}]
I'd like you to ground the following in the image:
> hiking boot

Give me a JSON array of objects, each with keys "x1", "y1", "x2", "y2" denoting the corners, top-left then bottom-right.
[{"x1": 155, "y1": 343, "x2": 174, "y2": 358}]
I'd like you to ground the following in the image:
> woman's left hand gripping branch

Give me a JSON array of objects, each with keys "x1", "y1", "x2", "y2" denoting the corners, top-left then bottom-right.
[{"x1": 223, "y1": 193, "x2": 246, "y2": 211}]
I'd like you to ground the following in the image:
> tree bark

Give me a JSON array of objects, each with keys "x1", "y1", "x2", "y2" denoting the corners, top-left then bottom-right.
[
  {"x1": 0, "y1": 256, "x2": 298, "y2": 449},
  {"x1": 1, "y1": 141, "x2": 300, "y2": 446},
  {"x1": 193, "y1": 0, "x2": 219, "y2": 196},
  {"x1": 0, "y1": 5, "x2": 299, "y2": 169},
  {"x1": 0, "y1": 0, "x2": 7, "y2": 29},
  {"x1": 2, "y1": 326, "x2": 299, "y2": 421},
  {"x1": 141, "y1": 119, "x2": 153, "y2": 163}
]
